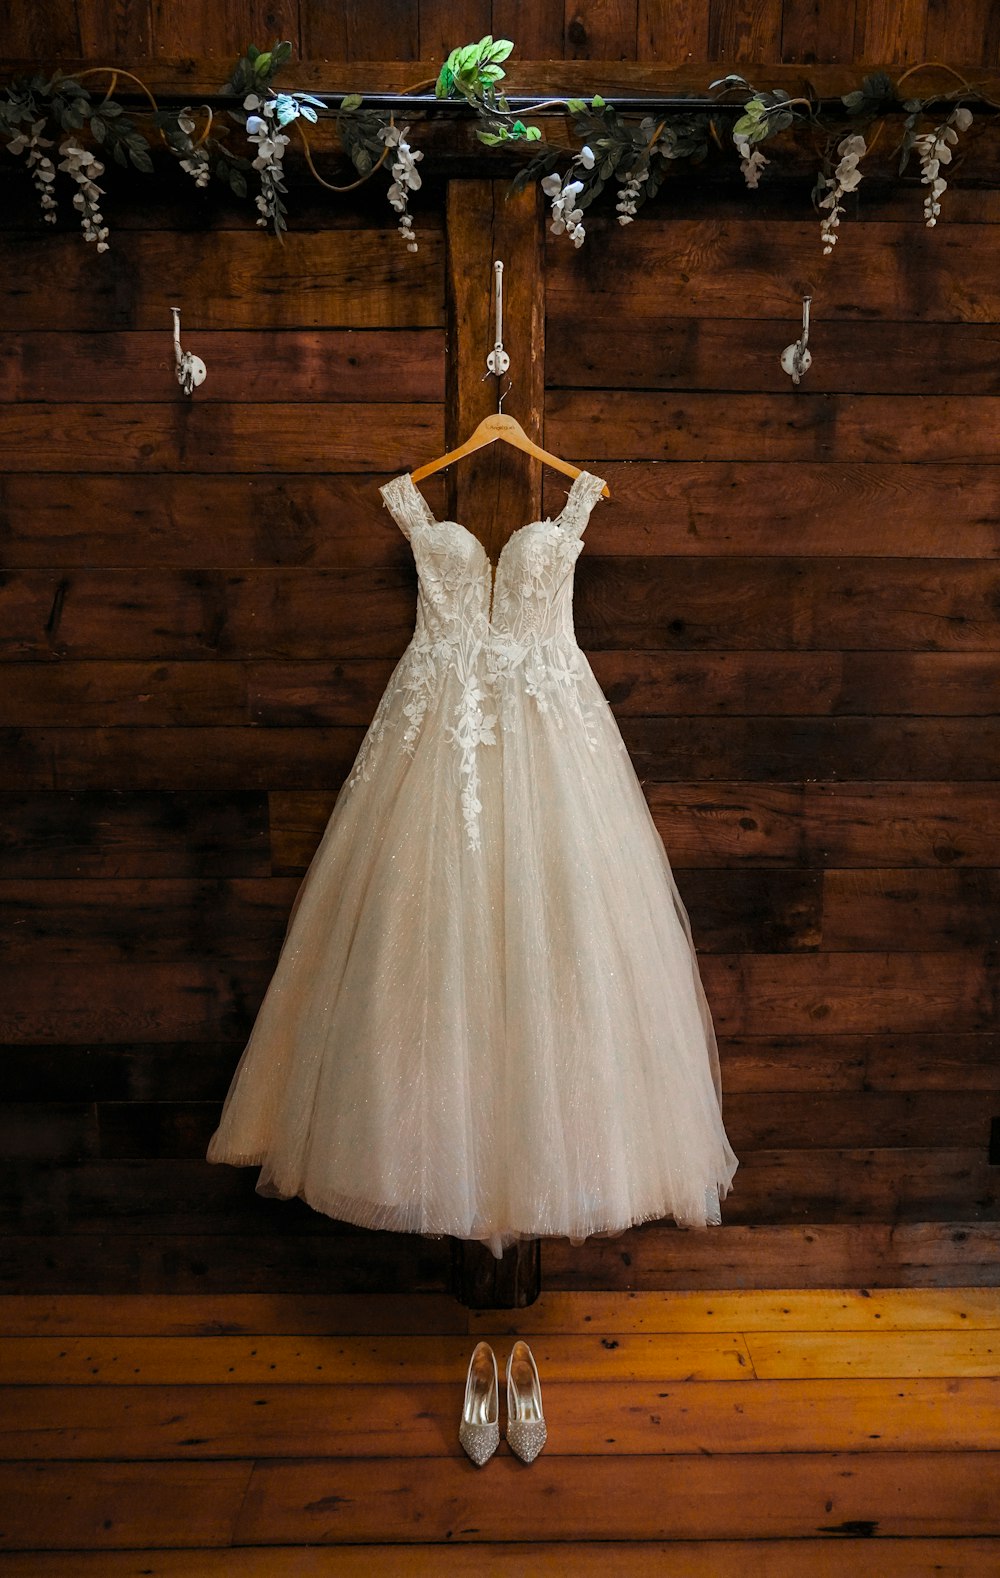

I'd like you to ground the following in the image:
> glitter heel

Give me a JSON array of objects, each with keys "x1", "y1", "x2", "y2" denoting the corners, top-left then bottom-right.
[
  {"x1": 505, "y1": 1339, "x2": 547, "y2": 1463},
  {"x1": 459, "y1": 1340, "x2": 500, "y2": 1466}
]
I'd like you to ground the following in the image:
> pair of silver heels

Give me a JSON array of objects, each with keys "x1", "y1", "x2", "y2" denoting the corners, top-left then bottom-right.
[{"x1": 459, "y1": 1339, "x2": 546, "y2": 1466}]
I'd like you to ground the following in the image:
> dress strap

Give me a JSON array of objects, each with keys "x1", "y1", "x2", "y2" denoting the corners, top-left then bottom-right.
[
  {"x1": 379, "y1": 473, "x2": 437, "y2": 540},
  {"x1": 556, "y1": 469, "x2": 607, "y2": 540}
]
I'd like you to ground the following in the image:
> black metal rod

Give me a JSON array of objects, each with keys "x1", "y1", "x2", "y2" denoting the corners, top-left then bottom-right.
[{"x1": 74, "y1": 90, "x2": 1000, "y2": 116}]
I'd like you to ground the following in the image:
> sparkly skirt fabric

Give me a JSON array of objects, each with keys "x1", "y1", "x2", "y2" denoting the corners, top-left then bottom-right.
[{"x1": 206, "y1": 645, "x2": 739, "y2": 1259}]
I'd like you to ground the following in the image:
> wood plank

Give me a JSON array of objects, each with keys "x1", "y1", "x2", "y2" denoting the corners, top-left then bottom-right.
[
  {"x1": 644, "y1": 783, "x2": 1000, "y2": 868},
  {"x1": 544, "y1": 1221, "x2": 1000, "y2": 1290},
  {"x1": 3, "y1": 1286, "x2": 997, "y2": 1337},
  {"x1": 721, "y1": 1033, "x2": 1000, "y2": 1093},
  {"x1": 1, "y1": 1086, "x2": 990, "y2": 1162},
  {"x1": 0, "y1": 1332, "x2": 753, "y2": 1385},
  {"x1": 547, "y1": 390, "x2": 1000, "y2": 462},
  {"x1": 0, "y1": 878, "x2": 300, "y2": 964},
  {"x1": 821, "y1": 868, "x2": 1000, "y2": 949},
  {"x1": 546, "y1": 318, "x2": 1000, "y2": 393},
  {"x1": 6, "y1": 561, "x2": 1000, "y2": 662},
  {"x1": 9, "y1": 1086, "x2": 978, "y2": 1161},
  {"x1": 582, "y1": 459, "x2": 1000, "y2": 562},
  {"x1": 709, "y1": 0, "x2": 784, "y2": 60},
  {"x1": 2, "y1": 1541, "x2": 999, "y2": 1578},
  {"x1": 270, "y1": 783, "x2": 1000, "y2": 873},
  {"x1": 0, "y1": 403, "x2": 443, "y2": 472},
  {"x1": 0, "y1": 1459, "x2": 252, "y2": 1550},
  {"x1": 4, "y1": 1222, "x2": 996, "y2": 1293},
  {"x1": 746, "y1": 1330, "x2": 1000, "y2": 1377},
  {"x1": 0, "y1": 473, "x2": 444, "y2": 569},
  {"x1": 545, "y1": 220, "x2": 1000, "y2": 322},
  {"x1": 0, "y1": 331, "x2": 444, "y2": 402},
  {"x1": 702, "y1": 951, "x2": 997, "y2": 1036},
  {"x1": 4, "y1": 1149, "x2": 996, "y2": 1235},
  {"x1": 0, "y1": 232, "x2": 444, "y2": 330},
  {"x1": 44, "y1": 652, "x2": 985, "y2": 732},
  {"x1": 6, "y1": 718, "x2": 1000, "y2": 789},
  {"x1": 0, "y1": 961, "x2": 270, "y2": 1043},
  {"x1": 565, "y1": 0, "x2": 638, "y2": 58},
  {"x1": 4, "y1": 464, "x2": 997, "y2": 566},
  {"x1": 470, "y1": 1287, "x2": 1000, "y2": 1334},
  {"x1": 3, "y1": 1374, "x2": 996, "y2": 1459},
  {"x1": 0, "y1": 1292, "x2": 468, "y2": 1336},
  {"x1": 0, "y1": 1042, "x2": 254, "y2": 1102},
  {"x1": 231, "y1": 1452, "x2": 1000, "y2": 1540}
]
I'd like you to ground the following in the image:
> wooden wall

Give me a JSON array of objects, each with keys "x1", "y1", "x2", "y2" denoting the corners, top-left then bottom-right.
[
  {"x1": 3, "y1": 0, "x2": 999, "y2": 67},
  {"x1": 1, "y1": 3, "x2": 999, "y2": 1294}
]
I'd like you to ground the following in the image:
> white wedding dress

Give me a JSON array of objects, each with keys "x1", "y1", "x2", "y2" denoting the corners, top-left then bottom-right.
[{"x1": 207, "y1": 469, "x2": 738, "y2": 1258}]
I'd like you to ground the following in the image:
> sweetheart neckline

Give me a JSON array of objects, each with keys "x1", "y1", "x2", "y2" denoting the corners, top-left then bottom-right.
[{"x1": 398, "y1": 470, "x2": 600, "y2": 622}]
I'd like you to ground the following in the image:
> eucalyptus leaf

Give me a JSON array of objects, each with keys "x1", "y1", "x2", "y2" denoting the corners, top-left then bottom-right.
[{"x1": 340, "y1": 93, "x2": 363, "y2": 112}]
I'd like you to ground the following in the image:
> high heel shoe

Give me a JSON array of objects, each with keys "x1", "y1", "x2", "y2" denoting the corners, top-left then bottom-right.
[
  {"x1": 459, "y1": 1340, "x2": 500, "y2": 1466},
  {"x1": 505, "y1": 1339, "x2": 547, "y2": 1463}
]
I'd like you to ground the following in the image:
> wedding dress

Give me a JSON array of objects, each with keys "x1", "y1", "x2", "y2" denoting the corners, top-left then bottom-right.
[{"x1": 206, "y1": 469, "x2": 738, "y2": 1258}]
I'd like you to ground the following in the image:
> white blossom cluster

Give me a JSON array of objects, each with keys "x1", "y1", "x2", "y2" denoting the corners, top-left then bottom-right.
[
  {"x1": 379, "y1": 122, "x2": 423, "y2": 251},
  {"x1": 57, "y1": 139, "x2": 109, "y2": 250},
  {"x1": 734, "y1": 132, "x2": 769, "y2": 190},
  {"x1": 177, "y1": 110, "x2": 210, "y2": 188},
  {"x1": 914, "y1": 106, "x2": 973, "y2": 226},
  {"x1": 616, "y1": 164, "x2": 648, "y2": 225},
  {"x1": 815, "y1": 131, "x2": 866, "y2": 254},
  {"x1": 6, "y1": 117, "x2": 57, "y2": 222},
  {"x1": 244, "y1": 92, "x2": 290, "y2": 228},
  {"x1": 541, "y1": 145, "x2": 595, "y2": 247}
]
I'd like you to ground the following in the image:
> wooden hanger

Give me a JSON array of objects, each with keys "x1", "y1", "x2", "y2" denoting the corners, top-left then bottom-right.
[{"x1": 410, "y1": 412, "x2": 611, "y2": 498}]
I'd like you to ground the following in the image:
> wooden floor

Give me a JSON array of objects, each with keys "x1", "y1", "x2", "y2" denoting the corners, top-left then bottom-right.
[{"x1": 0, "y1": 1288, "x2": 998, "y2": 1574}]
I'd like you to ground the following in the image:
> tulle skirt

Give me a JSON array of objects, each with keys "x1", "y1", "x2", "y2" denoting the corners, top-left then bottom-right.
[{"x1": 206, "y1": 646, "x2": 738, "y2": 1259}]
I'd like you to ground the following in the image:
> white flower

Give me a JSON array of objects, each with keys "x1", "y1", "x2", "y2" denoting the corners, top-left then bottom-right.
[
  {"x1": 377, "y1": 124, "x2": 422, "y2": 250},
  {"x1": 914, "y1": 106, "x2": 972, "y2": 226},
  {"x1": 6, "y1": 117, "x2": 57, "y2": 224},
  {"x1": 735, "y1": 132, "x2": 769, "y2": 190},
  {"x1": 816, "y1": 130, "x2": 867, "y2": 254},
  {"x1": 57, "y1": 138, "x2": 109, "y2": 250},
  {"x1": 543, "y1": 169, "x2": 588, "y2": 246},
  {"x1": 244, "y1": 98, "x2": 289, "y2": 230},
  {"x1": 579, "y1": 144, "x2": 595, "y2": 168}
]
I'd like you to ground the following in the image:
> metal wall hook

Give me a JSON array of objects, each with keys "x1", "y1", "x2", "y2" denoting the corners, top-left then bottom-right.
[
  {"x1": 482, "y1": 260, "x2": 511, "y2": 407},
  {"x1": 172, "y1": 307, "x2": 207, "y2": 396},
  {"x1": 781, "y1": 294, "x2": 812, "y2": 386}
]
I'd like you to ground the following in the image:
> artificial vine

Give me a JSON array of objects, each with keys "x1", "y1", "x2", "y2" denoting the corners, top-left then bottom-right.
[{"x1": 1, "y1": 37, "x2": 995, "y2": 259}]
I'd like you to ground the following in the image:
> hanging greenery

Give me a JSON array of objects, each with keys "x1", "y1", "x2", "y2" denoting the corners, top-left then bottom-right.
[{"x1": 0, "y1": 37, "x2": 995, "y2": 257}]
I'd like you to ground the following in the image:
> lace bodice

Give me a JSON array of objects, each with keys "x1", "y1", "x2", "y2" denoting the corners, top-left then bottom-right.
[{"x1": 346, "y1": 468, "x2": 611, "y2": 850}]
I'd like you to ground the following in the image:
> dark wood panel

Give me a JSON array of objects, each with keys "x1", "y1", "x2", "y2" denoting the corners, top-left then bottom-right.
[
  {"x1": 0, "y1": 404, "x2": 443, "y2": 472},
  {"x1": 0, "y1": 1227, "x2": 453, "y2": 1293},
  {"x1": 545, "y1": 221, "x2": 1000, "y2": 322},
  {"x1": 0, "y1": 961, "x2": 271, "y2": 1043},
  {"x1": 0, "y1": 878, "x2": 301, "y2": 963},
  {"x1": 546, "y1": 319, "x2": 1000, "y2": 394},
  {"x1": 0, "y1": 791, "x2": 270, "y2": 878},
  {"x1": 5, "y1": 464, "x2": 997, "y2": 566},
  {"x1": 720, "y1": 1032, "x2": 1000, "y2": 1093},
  {"x1": 821, "y1": 868, "x2": 1000, "y2": 950},
  {"x1": 5, "y1": 718, "x2": 1000, "y2": 789},
  {"x1": 270, "y1": 783, "x2": 1000, "y2": 873},
  {"x1": 0, "y1": 332, "x2": 444, "y2": 403},
  {"x1": 0, "y1": 1043, "x2": 247, "y2": 1102},
  {"x1": 4, "y1": 1032, "x2": 998, "y2": 1103},
  {"x1": 0, "y1": 473, "x2": 435, "y2": 568},
  {"x1": 543, "y1": 1222, "x2": 1000, "y2": 1290},
  {"x1": 701, "y1": 950, "x2": 997, "y2": 1036},
  {"x1": 3, "y1": 1148, "x2": 996, "y2": 1233},
  {"x1": 26, "y1": 1088, "x2": 984, "y2": 1160},
  {"x1": 547, "y1": 390, "x2": 1000, "y2": 462},
  {"x1": 5, "y1": 561, "x2": 999, "y2": 662},
  {"x1": 0, "y1": 233, "x2": 444, "y2": 330}
]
